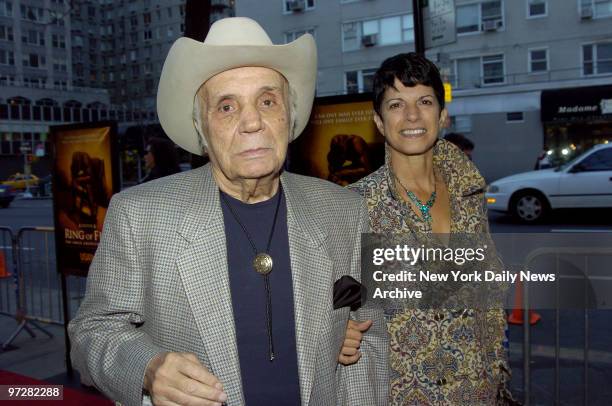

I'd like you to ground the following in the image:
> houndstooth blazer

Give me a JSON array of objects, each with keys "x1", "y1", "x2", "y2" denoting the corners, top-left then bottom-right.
[{"x1": 68, "y1": 164, "x2": 389, "y2": 406}]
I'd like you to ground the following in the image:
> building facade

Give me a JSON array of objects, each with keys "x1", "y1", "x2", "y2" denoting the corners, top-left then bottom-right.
[
  {"x1": 236, "y1": 0, "x2": 612, "y2": 181},
  {"x1": 0, "y1": 0, "x2": 234, "y2": 176}
]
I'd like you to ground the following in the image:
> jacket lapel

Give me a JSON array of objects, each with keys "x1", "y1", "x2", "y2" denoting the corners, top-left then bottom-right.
[
  {"x1": 175, "y1": 165, "x2": 244, "y2": 404},
  {"x1": 282, "y1": 173, "x2": 332, "y2": 405}
]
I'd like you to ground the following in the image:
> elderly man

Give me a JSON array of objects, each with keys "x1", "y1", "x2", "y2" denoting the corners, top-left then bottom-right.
[{"x1": 69, "y1": 17, "x2": 387, "y2": 406}]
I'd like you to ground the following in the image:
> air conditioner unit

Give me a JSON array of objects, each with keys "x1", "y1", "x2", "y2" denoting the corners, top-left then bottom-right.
[
  {"x1": 482, "y1": 19, "x2": 501, "y2": 31},
  {"x1": 581, "y1": 6, "x2": 593, "y2": 19},
  {"x1": 289, "y1": 0, "x2": 305, "y2": 12},
  {"x1": 361, "y1": 34, "x2": 377, "y2": 47}
]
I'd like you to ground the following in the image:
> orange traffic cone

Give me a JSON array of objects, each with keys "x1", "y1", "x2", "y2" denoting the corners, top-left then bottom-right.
[
  {"x1": 0, "y1": 251, "x2": 10, "y2": 278},
  {"x1": 507, "y1": 279, "x2": 541, "y2": 325}
]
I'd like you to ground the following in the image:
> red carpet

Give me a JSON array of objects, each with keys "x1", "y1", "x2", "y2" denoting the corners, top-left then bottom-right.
[{"x1": 0, "y1": 370, "x2": 113, "y2": 405}]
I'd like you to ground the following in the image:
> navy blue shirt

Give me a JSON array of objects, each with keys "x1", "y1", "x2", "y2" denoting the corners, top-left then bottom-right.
[{"x1": 220, "y1": 189, "x2": 301, "y2": 405}]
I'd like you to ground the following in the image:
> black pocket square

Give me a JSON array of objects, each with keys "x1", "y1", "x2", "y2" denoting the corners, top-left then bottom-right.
[{"x1": 333, "y1": 275, "x2": 367, "y2": 311}]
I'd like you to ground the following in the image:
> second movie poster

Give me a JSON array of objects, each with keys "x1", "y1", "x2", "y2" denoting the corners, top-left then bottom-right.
[{"x1": 290, "y1": 94, "x2": 384, "y2": 186}]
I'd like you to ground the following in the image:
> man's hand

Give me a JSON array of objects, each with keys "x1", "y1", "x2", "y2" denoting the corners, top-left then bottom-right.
[
  {"x1": 338, "y1": 319, "x2": 372, "y2": 366},
  {"x1": 144, "y1": 352, "x2": 228, "y2": 406}
]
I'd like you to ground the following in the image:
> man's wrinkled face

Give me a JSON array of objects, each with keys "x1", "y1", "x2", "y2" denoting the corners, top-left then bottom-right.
[
  {"x1": 374, "y1": 79, "x2": 448, "y2": 157},
  {"x1": 197, "y1": 67, "x2": 290, "y2": 182}
]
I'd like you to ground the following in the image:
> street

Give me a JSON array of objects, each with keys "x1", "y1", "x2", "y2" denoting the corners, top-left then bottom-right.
[
  {"x1": 1, "y1": 198, "x2": 610, "y2": 237},
  {"x1": 1, "y1": 198, "x2": 611, "y2": 404}
]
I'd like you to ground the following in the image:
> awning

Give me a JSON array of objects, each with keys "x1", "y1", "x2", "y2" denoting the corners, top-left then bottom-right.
[{"x1": 541, "y1": 84, "x2": 612, "y2": 122}]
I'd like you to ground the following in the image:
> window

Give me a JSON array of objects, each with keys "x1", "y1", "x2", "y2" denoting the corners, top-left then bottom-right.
[
  {"x1": 342, "y1": 14, "x2": 414, "y2": 51},
  {"x1": 455, "y1": 57, "x2": 480, "y2": 89},
  {"x1": 457, "y1": 1, "x2": 503, "y2": 34},
  {"x1": 23, "y1": 77, "x2": 44, "y2": 88},
  {"x1": 143, "y1": 12, "x2": 151, "y2": 25},
  {"x1": 0, "y1": 49, "x2": 14, "y2": 65},
  {"x1": 583, "y1": 43, "x2": 612, "y2": 75},
  {"x1": 52, "y1": 34, "x2": 66, "y2": 49},
  {"x1": 52, "y1": 16, "x2": 65, "y2": 26},
  {"x1": 581, "y1": 0, "x2": 612, "y2": 18},
  {"x1": 402, "y1": 15, "x2": 415, "y2": 42},
  {"x1": 23, "y1": 53, "x2": 45, "y2": 68},
  {"x1": 130, "y1": 49, "x2": 137, "y2": 61},
  {"x1": 0, "y1": 1, "x2": 12, "y2": 17},
  {"x1": 454, "y1": 54, "x2": 505, "y2": 88},
  {"x1": 284, "y1": 0, "x2": 315, "y2": 13},
  {"x1": 529, "y1": 48, "x2": 548, "y2": 72},
  {"x1": 167, "y1": 26, "x2": 174, "y2": 37},
  {"x1": 345, "y1": 68, "x2": 377, "y2": 93},
  {"x1": 342, "y1": 22, "x2": 360, "y2": 51},
  {"x1": 144, "y1": 30, "x2": 152, "y2": 40},
  {"x1": 167, "y1": 7, "x2": 172, "y2": 18},
  {"x1": 450, "y1": 116, "x2": 472, "y2": 133},
  {"x1": 284, "y1": 28, "x2": 315, "y2": 43},
  {"x1": 53, "y1": 58, "x2": 67, "y2": 72},
  {"x1": 483, "y1": 54, "x2": 504, "y2": 84},
  {"x1": 506, "y1": 112, "x2": 524, "y2": 122},
  {"x1": 0, "y1": 74, "x2": 15, "y2": 86},
  {"x1": 130, "y1": 15, "x2": 138, "y2": 28},
  {"x1": 73, "y1": 35, "x2": 83, "y2": 47},
  {"x1": 527, "y1": 0, "x2": 547, "y2": 18},
  {"x1": 20, "y1": 5, "x2": 44, "y2": 21},
  {"x1": 22, "y1": 30, "x2": 45, "y2": 46},
  {"x1": 0, "y1": 25, "x2": 13, "y2": 41},
  {"x1": 578, "y1": 148, "x2": 612, "y2": 171}
]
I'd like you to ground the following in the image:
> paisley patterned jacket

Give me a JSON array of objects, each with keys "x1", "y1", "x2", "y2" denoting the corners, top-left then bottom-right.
[{"x1": 348, "y1": 139, "x2": 513, "y2": 406}]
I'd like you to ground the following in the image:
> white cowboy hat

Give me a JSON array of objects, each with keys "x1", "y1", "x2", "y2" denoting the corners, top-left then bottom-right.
[{"x1": 157, "y1": 17, "x2": 317, "y2": 156}]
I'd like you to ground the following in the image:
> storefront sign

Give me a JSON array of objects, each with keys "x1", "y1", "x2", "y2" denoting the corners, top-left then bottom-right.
[{"x1": 541, "y1": 85, "x2": 612, "y2": 122}]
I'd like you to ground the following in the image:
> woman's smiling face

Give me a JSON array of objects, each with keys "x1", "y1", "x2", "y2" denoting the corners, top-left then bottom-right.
[{"x1": 374, "y1": 79, "x2": 448, "y2": 157}]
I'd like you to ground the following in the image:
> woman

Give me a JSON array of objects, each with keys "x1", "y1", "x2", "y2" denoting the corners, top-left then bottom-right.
[
  {"x1": 140, "y1": 137, "x2": 182, "y2": 183},
  {"x1": 342, "y1": 53, "x2": 515, "y2": 405}
]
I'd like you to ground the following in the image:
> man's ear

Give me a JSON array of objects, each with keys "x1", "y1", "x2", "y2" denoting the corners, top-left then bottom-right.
[{"x1": 373, "y1": 112, "x2": 385, "y2": 137}]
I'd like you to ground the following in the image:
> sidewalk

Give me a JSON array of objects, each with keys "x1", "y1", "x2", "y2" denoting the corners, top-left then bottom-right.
[
  {"x1": 0, "y1": 314, "x2": 98, "y2": 393},
  {"x1": 2, "y1": 311, "x2": 612, "y2": 404}
]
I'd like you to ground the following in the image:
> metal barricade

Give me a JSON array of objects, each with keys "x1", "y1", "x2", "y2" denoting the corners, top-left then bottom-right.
[
  {"x1": 2, "y1": 226, "x2": 89, "y2": 350},
  {"x1": 0, "y1": 226, "x2": 17, "y2": 317},
  {"x1": 16, "y1": 227, "x2": 62, "y2": 324},
  {"x1": 522, "y1": 247, "x2": 612, "y2": 406}
]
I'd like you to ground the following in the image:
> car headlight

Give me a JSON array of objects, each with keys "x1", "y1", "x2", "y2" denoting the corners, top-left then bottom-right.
[{"x1": 487, "y1": 185, "x2": 500, "y2": 193}]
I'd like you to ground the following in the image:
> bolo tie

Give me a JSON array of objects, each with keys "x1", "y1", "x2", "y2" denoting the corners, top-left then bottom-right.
[{"x1": 220, "y1": 187, "x2": 282, "y2": 362}]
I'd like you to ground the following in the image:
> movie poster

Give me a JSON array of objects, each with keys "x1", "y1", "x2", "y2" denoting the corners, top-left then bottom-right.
[
  {"x1": 290, "y1": 94, "x2": 384, "y2": 186},
  {"x1": 50, "y1": 122, "x2": 119, "y2": 276}
]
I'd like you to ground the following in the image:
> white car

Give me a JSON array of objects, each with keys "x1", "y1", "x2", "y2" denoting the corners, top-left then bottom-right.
[{"x1": 486, "y1": 143, "x2": 612, "y2": 222}]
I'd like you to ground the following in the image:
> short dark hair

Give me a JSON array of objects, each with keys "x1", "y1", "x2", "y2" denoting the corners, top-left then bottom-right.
[
  {"x1": 444, "y1": 132, "x2": 474, "y2": 151},
  {"x1": 372, "y1": 52, "x2": 445, "y2": 117}
]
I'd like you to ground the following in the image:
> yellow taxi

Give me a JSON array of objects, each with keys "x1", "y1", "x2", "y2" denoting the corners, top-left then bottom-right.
[{"x1": 2, "y1": 173, "x2": 40, "y2": 191}]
